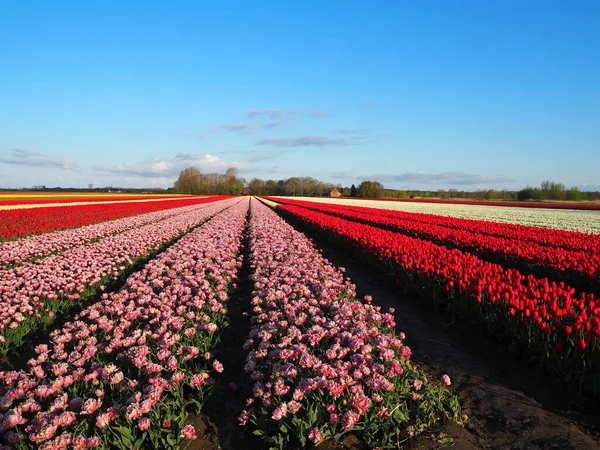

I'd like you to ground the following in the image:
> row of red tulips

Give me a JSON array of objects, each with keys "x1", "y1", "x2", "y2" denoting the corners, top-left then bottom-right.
[
  {"x1": 241, "y1": 200, "x2": 460, "y2": 449},
  {"x1": 0, "y1": 199, "x2": 240, "y2": 355},
  {"x1": 0, "y1": 196, "x2": 226, "y2": 241},
  {"x1": 0, "y1": 201, "x2": 222, "y2": 269},
  {"x1": 265, "y1": 197, "x2": 600, "y2": 255},
  {"x1": 0, "y1": 198, "x2": 249, "y2": 449},
  {"x1": 274, "y1": 203, "x2": 600, "y2": 397},
  {"x1": 0, "y1": 196, "x2": 190, "y2": 206},
  {"x1": 265, "y1": 198, "x2": 600, "y2": 294}
]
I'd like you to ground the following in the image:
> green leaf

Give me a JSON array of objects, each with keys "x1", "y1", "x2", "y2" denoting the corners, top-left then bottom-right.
[
  {"x1": 134, "y1": 434, "x2": 147, "y2": 448},
  {"x1": 166, "y1": 433, "x2": 178, "y2": 446}
]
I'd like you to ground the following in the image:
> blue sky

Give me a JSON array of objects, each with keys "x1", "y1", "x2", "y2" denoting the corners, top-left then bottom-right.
[{"x1": 1, "y1": 1, "x2": 599, "y2": 190}]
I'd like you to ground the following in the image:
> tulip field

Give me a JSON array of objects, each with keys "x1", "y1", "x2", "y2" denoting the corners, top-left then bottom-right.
[
  {"x1": 265, "y1": 197, "x2": 600, "y2": 397},
  {"x1": 1, "y1": 193, "x2": 599, "y2": 449}
]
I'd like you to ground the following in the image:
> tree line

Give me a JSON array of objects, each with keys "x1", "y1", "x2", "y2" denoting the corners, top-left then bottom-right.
[
  {"x1": 173, "y1": 167, "x2": 245, "y2": 195},
  {"x1": 172, "y1": 166, "x2": 386, "y2": 198},
  {"x1": 171, "y1": 167, "x2": 597, "y2": 202}
]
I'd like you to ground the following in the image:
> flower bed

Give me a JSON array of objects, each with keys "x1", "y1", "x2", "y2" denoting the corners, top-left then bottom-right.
[
  {"x1": 0, "y1": 195, "x2": 190, "y2": 206},
  {"x1": 0, "y1": 196, "x2": 227, "y2": 241},
  {"x1": 274, "y1": 203, "x2": 600, "y2": 398},
  {"x1": 241, "y1": 200, "x2": 460, "y2": 449},
  {"x1": 345, "y1": 197, "x2": 600, "y2": 211},
  {"x1": 266, "y1": 197, "x2": 600, "y2": 253},
  {"x1": 0, "y1": 199, "x2": 224, "y2": 269},
  {"x1": 269, "y1": 196, "x2": 600, "y2": 234},
  {"x1": 0, "y1": 198, "x2": 249, "y2": 449},
  {"x1": 265, "y1": 197, "x2": 600, "y2": 294},
  {"x1": 0, "y1": 198, "x2": 239, "y2": 354}
]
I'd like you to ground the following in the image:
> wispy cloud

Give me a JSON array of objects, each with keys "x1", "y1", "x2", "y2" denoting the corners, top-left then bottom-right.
[
  {"x1": 358, "y1": 102, "x2": 379, "y2": 109},
  {"x1": 245, "y1": 152, "x2": 279, "y2": 162},
  {"x1": 246, "y1": 108, "x2": 334, "y2": 128},
  {"x1": 305, "y1": 109, "x2": 335, "y2": 118},
  {"x1": 333, "y1": 128, "x2": 371, "y2": 135},
  {"x1": 357, "y1": 171, "x2": 513, "y2": 186},
  {"x1": 247, "y1": 165, "x2": 285, "y2": 176},
  {"x1": 212, "y1": 123, "x2": 256, "y2": 135},
  {"x1": 581, "y1": 182, "x2": 600, "y2": 189},
  {"x1": 183, "y1": 133, "x2": 207, "y2": 140},
  {"x1": 0, "y1": 148, "x2": 80, "y2": 170},
  {"x1": 94, "y1": 153, "x2": 240, "y2": 179},
  {"x1": 330, "y1": 171, "x2": 354, "y2": 179},
  {"x1": 247, "y1": 109, "x2": 293, "y2": 128},
  {"x1": 256, "y1": 136, "x2": 355, "y2": 147},
  {"x1": 246, "y1": 109, "x2": 291, "y2": 120},
  {"x1": 215, "y1": 150, "x2": 281, "y2": 162},
  {"x1": 94, "y1": 160, "x2": 176, "y2": 178}
]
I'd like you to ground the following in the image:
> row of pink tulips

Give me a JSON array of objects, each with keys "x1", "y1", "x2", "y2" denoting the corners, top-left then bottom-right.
[
  {"x1": 0, "y1": 198, "x2": 240, "y2": 354},
  {"x1": 240, "y1": 200, "x2": 460, "y2": 449},
  {"x1": 0, "y1": 198, "x2": 249, "y2": 449},
  {"x1": 0, "y1": 199, "x2": 222, "y2": 269}
]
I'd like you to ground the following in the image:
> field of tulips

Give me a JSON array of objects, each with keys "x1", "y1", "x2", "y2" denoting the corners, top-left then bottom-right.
[
  {"x1": 0, "y1": 196, "x2": 224, "y2": 241},
  {"x1": 0, "y1": 198, "x2": 248, "y2": 449},
  {"x1": 240, "y1": 200, "x2": 460, "y2": 449},
  {"x1": 276, "y1": 197, "x2": 600, "y2": 234},
  {"x1": 0, "y1": 199, "x2": 238, "y2": 355},
  {"x1": 265, "y1": 198, "x2": 600, "y2": 294},
  {"x1": 3, "y1": 192, "x2": 599, "y2": 449},
  {"x1": 0, "y1": 196, "x2": 471, "y2": 449},
  {"x1": 0, "y1": 200, "x2": 225, "y2": 269},
  {"x1": 268, "y1": 200, "x2": 600, "y2": 399}
]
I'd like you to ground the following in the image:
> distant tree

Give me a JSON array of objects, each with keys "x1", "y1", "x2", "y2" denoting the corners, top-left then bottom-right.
[
  {"x1": 517, "y1": 186, "x2": 538, "y2": 201},
  {"x1": 540, "y1": 180, "x2": 566, "y2": 200},
  {"x1": 248, "y1": 178, "x2": 266, "y2": 195},
  {"x1": 358, "y1": 180, "x2": 384, "y2": 198},
  {"x1": 284, "y1": 177, "x2": 302, "y2": 196},
  {"x1": 484, "y1": 190, "x2": 497, "y2": 200},
  {"x1": 350, "y1": 184, "x2": 357, "y2": 197},
  {"x1": 264, "y1": 179, "x2": 278, "y2": 195},
  {"x1": 276, "y1": 180, "x2": 286, "y2": 195},
  {"x1": 173, "y1": 167, "x2": 202, "y2": 194},
  {"x1": 223, "y1": 167, "x2": 244, "y2": 194},
  {"x1": 566, "y1": 187, "x2": 587, "y2": 201}
]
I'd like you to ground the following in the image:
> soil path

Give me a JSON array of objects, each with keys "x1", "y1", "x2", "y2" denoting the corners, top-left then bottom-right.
[
  {"x1": 197, "y1": 212, "x2": 265, "y2": 450},
  {"x1": 290, "y1": 221, "x2": 600, "y2": 450}
]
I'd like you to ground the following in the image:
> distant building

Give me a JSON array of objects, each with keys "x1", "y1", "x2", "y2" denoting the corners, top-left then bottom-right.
[
  {"x1": 32, "y1": 185, "x2": 46, "y2": 190},
  {"x1": 330, "y1": 188, "x2": 342, "y2": 198},
  {"x1": 88, "y1": 183, "x2": 93, "y2": 189}
]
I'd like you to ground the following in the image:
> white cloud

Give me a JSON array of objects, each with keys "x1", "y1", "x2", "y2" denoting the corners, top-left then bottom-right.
[
  {"x1": 93, "y1": 153, "x2": 242, "y2": 182},
  {"x1": 0, "y1": 148, "x2": 80, "y2": 170}
]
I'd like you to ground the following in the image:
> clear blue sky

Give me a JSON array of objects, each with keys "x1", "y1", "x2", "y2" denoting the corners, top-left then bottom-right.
[{"x1": 1, "y1": 1, "x2": 598, "y2": 190}]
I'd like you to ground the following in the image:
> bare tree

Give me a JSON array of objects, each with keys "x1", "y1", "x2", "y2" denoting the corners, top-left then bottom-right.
[{"x1": 173, "y1": 167, "x2": 202, "y2": 194}]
